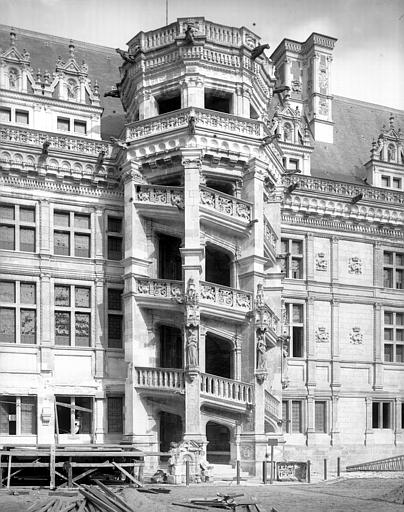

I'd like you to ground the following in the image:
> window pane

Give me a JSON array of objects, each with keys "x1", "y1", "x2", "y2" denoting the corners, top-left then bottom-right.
[
  {"x1": 396, "y1": 345, "x2": 404, "y2": 362},
  {"x1": 0, "y1": 108, "x2": 11, "y2": 122},
  {"x1": 280, "y1": 240, "x2": 288, "y2": 254},
  {"x1": 372, "y1": 402, "x2": 379, "y2": 428},
  {"x1": 108, "y1": 236, "x2": 122, "y2": 260},
  {"x1": 0, "y1": 396, "x2": 16, "y2": 435},
  {"x1": 75, "y1": 313, "x2": 90, "y2": 347},
  {"x1": 55, "y1": 312, "x2": 70, "y2": 345},
  {"x1": 381, "y1": 176, "x2": 390, "y2": 187},
  {"x1": 384, "y1": 269, "x2": 393, "y2": 288},
  {"x1": 20, "y1": 310, "x2": 36, "y2": 344},
  {"x1": 392, "y1": 178, "x2": 401, "y2": 189},
  {"x1": 384, "y1": 252, "x2": 393, "y2": 265},
  {"x1": 292, "y1": 305, "x2": 303, "y2": 323},
  {"x1": 397, "y1": 254, "x2": 404, "y2": 266},
  {"x1": 108, "y1": 289, "x2": 122, "y2": 310},
  {"x1": 384, "y1": 344, "x2": 393, "y2": 362},
  {"x1": 382, "y1": 402, "x2": 390, "y2": 428},
  {"x1": 108, "y1": 396, "x2": 123, "y2": 433},
  {"x1": 396, "y1": 270, "x2": 403, "y2": 289},
  {"x1": 20, "y1": 283, "x2": 36, "y2": 304},
  {"x1": 291, "y1": 241, "x2": 302, "y2": 255},
  {"x1": 292, "y1": 326, "x2": 303, "y2": 357},
  {"x1": 55, "y1": 286, "x2": 70, "y2": 306},
  {"x1": 0, "y1": 205, "x2": 14, "y2": 220},
  {"x1": 0, "y1": 281, "x2": 15, "y2": 302},
  {"x1": 21, "y1": 396, "x2": 37, "y2": 434},
  {"x1": 291, "y1": 258, "x2": 302, "y2": 279},
  {"x1": 75, "y1": 214, "x2": 90, "y2": 229},
  {"x1": 315, "y1": 401, "x2": 326, "y2": 432},
  {"x1": 291, "y1": 401, "x2": 302, "y2": 433},
  {"x1": 54, "y1": 231, "x2": 70, "y2": 255},
  {"x1": 108, "y1": 217, "x2": 122, "y2": 233},
  {"x1": 54, "y1": 212, "x2": 70, "y2": 227},
  {"x1": 74, "y1": 121, "x2": 87, "y2": 134},
  {"x1": 396, "y1": 314, "x2": 404, "y2": 326},
  {"x1": 282, "y1": 401, "x2": 288, "y2": 433},
  {"x1": 384, "y1": 328, "x2": 393, "y2": 341},
  {"x1": 74, "y1": 234, "x2": 90, "y2": 258},
  {"x1": 0, "y1": 308, "x2": 16, "y2": 342},
  {"x1": 20, "y1": 227, "x2": 35, "y2": 252},
  {"x1": 20, "y1": 207, "x2": 35, "y2": 223},
  {"x1": 75, "y1": 287, "x2": 90, "y2": 308},
  {"x1": 0, "y1": 225, "x2": 15, "y2": 250},
  {"x1": 384, "y1": 312, "x2": 393, "y2": 324},
  {"x1": 16, "y1": 110, "x2": 29, "y2": 124},
  {"x1": 108, "y1": 315, "x2": 122, "y2": 348},
  {"x1": 75, "y1": 397, "x2": 92, "y2": 434},
  {"x1": 57, "y1": 117, "x2": 70, "y2": 131},
  {"x1": 396, "y1": 329, "x2": 404, "y2": 342}
]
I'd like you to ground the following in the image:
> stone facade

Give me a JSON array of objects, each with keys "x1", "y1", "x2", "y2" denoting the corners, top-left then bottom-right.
[{"x1": 0, "y1": 19, "x2": 403, "y2": 474}]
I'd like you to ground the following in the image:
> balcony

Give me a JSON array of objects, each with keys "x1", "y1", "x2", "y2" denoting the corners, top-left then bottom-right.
[
  {"x1": 200, "y1": 373, "x2": 254, "y2": 412},
  {"x1": 126, "y1": 107, "x2": 262, "y2": 143},
  {"x1": 200, "y1": 186, "x2": 252, "y2": 233},
  {"x1": 133, "y1": 184, "x2": 184, "y2": 220},
  {"x1": 134, "y1": 278, "x2": 183, "y2": 310},
  {"x1": 200, "y1": 281, "x2": 253, "y2": 321},
  {"x1": 135, "y1": 367, "x2": 185, "y2": 392}
]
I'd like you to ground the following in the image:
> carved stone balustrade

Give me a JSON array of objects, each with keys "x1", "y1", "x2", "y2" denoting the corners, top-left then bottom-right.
[
  {"x1": 126, "y1": 107, "x2": 262, "y2": 142},
  {"x1": 135, "y1": 367, "x2": 185, "y2": 392},
  {"x1": 133, "y1": 184, "x2": 184, "y2": 209},
  {"x1": 135, "y1": 278, "x2": 183, "y2": 302},
  {"x1": 283, "y1": 175, "x2": 404, "y2": 206},
  {"x1": 200, "y1": 281, "x2": 253, "y2": 314},
  {"x1": 200, "y1": 373, "x2": 254, "y2": 406},
  {"x1": 0, "y1": 125, "x2": 111, "y2": 157},
  {"x1": 265, "y1": 390, "x2": 281, "y2": 419},
  {"x1": 200, "y1": 186, "x2": 252, "y2": 222}
]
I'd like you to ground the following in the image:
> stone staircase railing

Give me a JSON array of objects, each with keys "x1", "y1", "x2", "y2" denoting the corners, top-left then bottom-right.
[
  {"x1": 134, "y1": 367, "x2": 185, "y2": 391},
  {"x1": 133, "y1": 184, "x2": 184, "y2": 209},
  {"x1": 200, "y1": 281, "x2": 253, "y2": 312},
  {"x1": 135, "y1": 278, "x2": 183, "y2": 300},
  {"x1": 200, "y1": 373, "x2": 254, "y2": 405},
  {"x1": 265, "y1": 390, "x2": 281, "y2": 418},
  {"x1": 200, "y1": 186, "x2": 252, "y2": 222}
]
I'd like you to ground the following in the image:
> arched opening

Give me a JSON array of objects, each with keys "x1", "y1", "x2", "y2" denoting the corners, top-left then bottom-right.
[
  {"x1": 158, "y1": 233, "x2": 182, "y2": 280},
  {"x1": 205, "y1": 245, "x2": 231, "y2": 287},
  {"x1": 205, "y1": 180, "x2": 233, "y2": 196},
  {"x1": 206, "y1": 421, "x2": 230, "y2": 464},
  {"x1": 159, "y1": 411, "x2": 183, "y2": 453},
  {"x1": 205, "y1": 334, "x2": 232, "y2": 378},
  {"x1": 159, "y1": 325, "x2": 183, "y2": 369}
]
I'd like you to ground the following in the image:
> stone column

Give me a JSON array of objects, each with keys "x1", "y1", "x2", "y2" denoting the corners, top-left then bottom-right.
[
  {"x1": 373, "y1": 302, "x2": 383, "y2": 390},
  {"x1": 330, "y1": 395, "x2": 340, "y2": 446},
  {"x1": 120, "y1": 160, "x2": 153, "y2": 450},
  {"x1": 183, "y1": 76, "x2": 204, "y2": 108},
  {"x1": 94, "y1": 393, "x2": 104, "y2": 444},
  {"x1": 374, "y1": 242, "x2": 383, "y2": 287},
  {"x1": 39, "y1": 199, "x2": 50, "y2": 255},
  {"x1": 306, "y1": 394, "x2": 315, "y2": 445},
  {"x1": 364, "y1": 397, "x2": 374, "y2": 445},
  {"x1": 181, "y1": 150, "x2": 205, "y2": 444},
  {"x1": 233, "y1": 335, "x2": 242, "y2": 381},
  {"x1": 306, "y1": 233, "x2": 314, "y2": 281},
  {"x1": 331, "y1": 236, "x2": 339, "y2": 284}
]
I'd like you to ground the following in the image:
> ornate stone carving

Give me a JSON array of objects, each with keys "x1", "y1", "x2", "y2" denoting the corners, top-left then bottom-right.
[
  {"x1": 319, "y1": 99, "x2": 329, "y2": 116},
  {"x1": 315, "y1": 252, "x2": 328, "y2": 271},
  {"x1": 350, "y1": 327, "x2": 363, "y2": 345},
  {"x1": 348, "y1": 256, "x2": 362, "y2": 274},
  {"x1": 184, "y1": 278, "x2": 200, "y2": 328},
  {"x1": 186, "y1": 326, "x2": 199, "y2": 368},
  {"x1": 315, "y1": 327, "x2": 329, "y2": 343}
]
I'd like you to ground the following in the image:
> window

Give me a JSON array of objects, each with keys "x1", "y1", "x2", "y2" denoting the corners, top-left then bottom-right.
[
  {"x1": 392, "y1": 178, "x2": 402, "y2": 190},
  {"x1": 381, "y1": 175, "x2": 390, "y2": 188},
  {"x1": 0, "y1": 281, "x2": 36, "y2": 344},
  {"x1": 156, "y1": 92, "x2": 181, "y2": 115},
  {"x1": 204, "y1": 89, "x2": 232, "y2": 113},
  {"x1": 0, "y1": 204, "x2": 36, "y2": 252},
  {"x1": 384, "y1": 312, "x2": 404, "y2": 363},
  {"x1": 108, "y1": 288, "x2": 123, "y2": 348},
  {"x1": 0, "y1": 107, "x2": 11, "y2": 122},
  {"x1": 315, "y1": 401, "x2": 327, "y2": 433},
  {"x1": 282, "y1": 400, "x2": 303, "y2": 433},
  {"x1": 280, "y1": 239, "x2": 303, "y2": 279},
  {"x1": 0, "y1": 396, "x2": 37, "y2": 435},
  {"x1": 289, "y1": 159, "x2": 300, "y2": 171},
  {"x1": 372, "y1": 401, "x2": 392, "y2": 429},
  {"x1": 107, "y1": 216, "x2": 123, "y2": 260},
  {"x1": 284, "y1": 303, "x2": 304, "y2": 357},
  {"x1": 54, "y1": 211, "x2": 91, "y2": 258},
  {"x1": 57, "y1": 117, "x2": 70, "y2": 131},
  {"x1": 107, "y1": 396, "x2": 124, "y2": 433},
  {"x1": 55, "y1": 396, "x2": 92, "y2": 435},
  {"x1": 74, "y1": 120, "x2": 87, "y2": 134},
  {"x1": 15, "y1": 110, "x2": 29, "y2": 124},
  {"x1": 54, "y1": 285, "x2": 91, "y2": 346},
  {"x1": 384, "y1": 251, "x2": 404, "y2": 289}
]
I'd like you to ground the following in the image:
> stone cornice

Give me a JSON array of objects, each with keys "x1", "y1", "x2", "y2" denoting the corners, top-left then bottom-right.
[{"x1": 282, "y1": 212, "x2": 404, "y2": 240}]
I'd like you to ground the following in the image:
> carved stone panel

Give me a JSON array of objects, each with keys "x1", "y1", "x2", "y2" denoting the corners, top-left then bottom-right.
[
  {"x1": 315, "y1": 252, "x2": 328, "y2": 271},
  {"x1": 349, "y1": 327, "x2": 363, "y2": 345},
  {"x1": 315, "y1": 327, "x2": 329, "y2": 343},
  {"x1": 348, "y1": 257, "x2": 362, "y2": 274}
]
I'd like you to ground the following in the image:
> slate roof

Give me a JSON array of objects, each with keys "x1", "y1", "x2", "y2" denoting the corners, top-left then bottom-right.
[{"x1": 1, "y1": 25, "x2": 403, "y2": 183}]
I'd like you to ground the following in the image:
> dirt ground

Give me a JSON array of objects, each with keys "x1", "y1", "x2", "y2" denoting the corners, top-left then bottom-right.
[{"x1": 1, "y1": 477, "x2": 404, "y2": 512}]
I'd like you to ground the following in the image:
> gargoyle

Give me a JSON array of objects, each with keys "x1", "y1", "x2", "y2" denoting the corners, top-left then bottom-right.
[
  {"x1": 104, "y1": 88, "x2": 120, "y2": 98},
  {"x1": 251, "y1": 43, "x2": 270, "y2": 60},
  {"x1": 110, "y1": 137, "x2": 129, "y2": 149},
  {"x1": 115, "y1": 47, "x2": 139, "y2": 63}
]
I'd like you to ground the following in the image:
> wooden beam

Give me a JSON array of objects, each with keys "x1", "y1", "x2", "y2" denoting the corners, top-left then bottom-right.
[
  {"x1": 111, "y1": 461, "x2": 143, "y2": 487},
  {"x1": 55, "y1": 402, "x2": 93, "y2": 414},
  {"x1": 93, "y1": 479, "x2": 133, "y2": 512},
  {"x1": 72, "y1": 467, "x2": 98, "y2": 483},
  {"x1": 1, "y1": 469, "x2": 22, "y2": 484},
  {"x1": 50, "y1": 445, "x2": 56, "y2": 490}
]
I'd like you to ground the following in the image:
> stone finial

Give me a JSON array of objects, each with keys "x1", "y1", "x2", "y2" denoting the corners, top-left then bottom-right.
[
  {"x1": 10, "y1": 27, "x2": 16, "y2": 46},
  {"x1": 389, "y1": 113, "x2": 394, "y2": 129},
  {"x1": 69, "y1": 40, "x2": 75, "y2": 58}
]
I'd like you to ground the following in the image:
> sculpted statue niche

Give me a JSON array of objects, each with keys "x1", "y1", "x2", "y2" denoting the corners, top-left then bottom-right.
[{"x1": 186, "y1": 327, "x2": 199, "y2": 368}]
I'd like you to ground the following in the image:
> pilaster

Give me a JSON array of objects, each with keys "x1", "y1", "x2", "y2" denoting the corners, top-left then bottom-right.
[
  {"x1": 364, "y1": 396, "x2": 374, "y2": 445},
  {"x1": 373, "y1": 302, "x2": 383, "y2": 390},
  {"x1": 331, "y1": 299, "x2": 341, "y2": 389},
  {"x1": 306, "y1": 233, "x2": 314, "y2": 280}
]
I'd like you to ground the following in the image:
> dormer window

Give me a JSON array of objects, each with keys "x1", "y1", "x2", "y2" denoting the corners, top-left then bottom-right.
[
  {"x1": 74, "y1": 120, "x2": 87, "y2": 135},
  {"x1": 0, "y1": 107, "x2": 11, "y2": 122},
  {"x1": 381, "y1": 175, "x2": 390, "y2": 187},
  {"x1": 15, "y1": 110, "x2": 29, "y2": 125},
  {"x1": 393, "y1": 178, "x2": 402, "y2": 189},
  {"x1": 57, "y1": 117, "x2": 70, "y2": 131}
]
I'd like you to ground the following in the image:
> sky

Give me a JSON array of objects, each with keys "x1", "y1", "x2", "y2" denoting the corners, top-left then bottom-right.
[{"x1": 1, "y1": 0, "x2": 403, "y2": 110}]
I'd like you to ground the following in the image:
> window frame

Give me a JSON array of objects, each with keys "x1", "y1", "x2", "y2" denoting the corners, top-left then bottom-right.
[
  {"x1": 0, "y1": 280, "x2": 37, "y2": 345},
  {"x1": 107, "y1": 395, "x2": 124, "y2": 434},
  {"x1": 280, "y1": 238, "x2": 304, "y2": 279},
  {"x1": 106, "y1": 215, "x2": 123, "y2": 261},
  {"x1": 284, "y1": 301, "x2": 305, "y2": 358},
  {"x1": 314, "y1": 400, "x2": 328, "y2": 433},
  {"x1": 0, "y1": 395, "x2": 37, "y2": 436},
  {"x1": 383, "y1": 251, "x2": 404, "y2": 289},
  {"x1": 282, "y1": 399, "x2": 304, "y2": 434},
  {"x1": 53, "y1": 210, "x2": 91, "y2": 258},
  {"x1": 55, "y1": 395, "x2": 93, "y2": 436},
  {"x1": 107, "y1": 287, "x2": 123, "y2": 349},
  {"x1": 383, "y1": 310, "x2": 404, "y2": 363},
  {"x1": 0, "y1": 203, "x2": 37, "y2": 253},
  {"x1": 372, "y1": 400, "x2": 393, "y2": 429},
  {"x1": 54, "y1": 283, "x2": 92, "y2": 347}
]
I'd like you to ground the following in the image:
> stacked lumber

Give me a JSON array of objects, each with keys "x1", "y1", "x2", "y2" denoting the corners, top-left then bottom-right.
[{"x1": 26, "y1": 497, "x2": 87, "y2": 512}]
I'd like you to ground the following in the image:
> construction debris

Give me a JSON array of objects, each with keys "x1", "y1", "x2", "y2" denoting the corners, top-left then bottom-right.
[{"x1": 380, "y1": 483, "x2": 404, "y2": 504}]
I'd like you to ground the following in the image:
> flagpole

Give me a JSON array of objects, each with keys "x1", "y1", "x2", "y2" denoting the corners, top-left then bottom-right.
[{"x1": 166, "y1": 0, "x2": 168, "y2": 25}]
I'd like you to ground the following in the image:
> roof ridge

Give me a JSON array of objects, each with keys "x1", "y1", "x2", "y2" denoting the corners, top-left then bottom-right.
[{"x1": 0, "y1": 23, "x2": 116, "y2": 55}]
